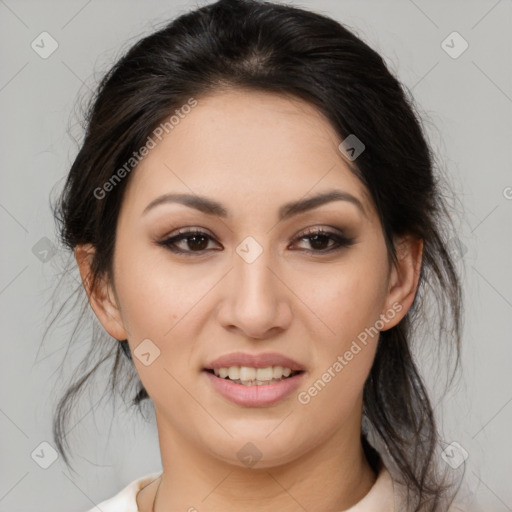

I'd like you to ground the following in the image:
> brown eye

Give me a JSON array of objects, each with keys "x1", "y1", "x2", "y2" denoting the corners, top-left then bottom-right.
[
  {"x1": 157, "y1": 229, "x2": 220, "y2": 256},
  {"x1": 156, "y1": 226, "x2": 355, "y2": 257},
  {"x1": 182, "y1": 233, "x2": 209, "y2": 251},
  {"x1": 292, "y1": 228, "x2": 355, "y2": 254}
]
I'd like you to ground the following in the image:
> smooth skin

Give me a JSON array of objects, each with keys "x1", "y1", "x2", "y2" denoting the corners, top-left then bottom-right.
[{"x1": 75, "y1": 88, "x2": 423, "y2": 512}]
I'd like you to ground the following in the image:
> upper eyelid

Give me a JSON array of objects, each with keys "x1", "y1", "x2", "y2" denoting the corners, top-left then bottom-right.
[
  {"x1": 159, "y1": 227, "x2": 352, "y2": 252},
  {"x1": 163, "y1": 225, "x2": 347, "y2": 240}
]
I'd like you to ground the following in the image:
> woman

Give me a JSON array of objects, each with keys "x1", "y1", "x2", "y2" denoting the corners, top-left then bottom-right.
[{"x1": 50, "y1": 0, "x2": 465, "y2": 510}]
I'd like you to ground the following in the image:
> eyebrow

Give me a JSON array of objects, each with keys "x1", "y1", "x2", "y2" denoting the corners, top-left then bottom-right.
[{"x1": 142, "y1": 189, "x2": 366, "y2": 221}]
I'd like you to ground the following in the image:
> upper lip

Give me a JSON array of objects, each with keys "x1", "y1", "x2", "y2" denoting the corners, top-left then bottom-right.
[{"x1": 204, "y1": 351, "x2": 305, "y2": 371}]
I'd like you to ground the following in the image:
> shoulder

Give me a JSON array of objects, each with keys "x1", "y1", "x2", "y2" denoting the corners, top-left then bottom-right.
[
  {"x1": 83, "y1": 468, "x2": 466, "y2": 512},
  {"x1": 84, "y1": 471, "x2": 162, "y2": 512},
  {"x1": 347, "y1": 461, "x2": 468, "y2": 512}
]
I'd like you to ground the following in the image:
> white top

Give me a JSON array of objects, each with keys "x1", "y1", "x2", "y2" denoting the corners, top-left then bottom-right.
[{"x1": 85, "y1": 465, "x2": 463, "y2": 511}]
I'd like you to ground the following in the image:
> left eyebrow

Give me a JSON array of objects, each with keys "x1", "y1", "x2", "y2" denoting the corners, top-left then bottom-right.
[
  {"x1": 142, "y1": 189, "x2": 366, "y2": 220},
  {"x1": 278, "y1": 189, "x2": 366, "y2": 220}
]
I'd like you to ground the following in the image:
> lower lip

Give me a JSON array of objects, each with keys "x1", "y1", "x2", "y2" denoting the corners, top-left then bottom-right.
[{"x1": 203, "y1": 370, "x2": 305, "y2": 407}]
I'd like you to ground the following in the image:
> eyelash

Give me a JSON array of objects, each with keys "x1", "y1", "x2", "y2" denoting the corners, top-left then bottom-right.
[{"x1": 156, "y1": 227, "x2": 355, "y2": 257}]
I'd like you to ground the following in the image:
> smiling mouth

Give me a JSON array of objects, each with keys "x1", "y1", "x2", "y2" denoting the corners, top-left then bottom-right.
[{"x1": 204, "y1": 368, "x2": 304, "y2": 386}]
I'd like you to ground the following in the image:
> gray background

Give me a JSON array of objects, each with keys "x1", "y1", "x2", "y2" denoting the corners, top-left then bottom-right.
[{"x1": 1, "y1": 0, "x2": 511, "y2": 510}]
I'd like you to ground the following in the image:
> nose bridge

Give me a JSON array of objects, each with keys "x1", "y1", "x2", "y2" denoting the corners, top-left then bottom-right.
[
  {"x1": 234, "y1": 234, "x2": 277, "y2": 307},
  {"x1": 220, "y1": 234, "x2": 290, "y2": 337}
]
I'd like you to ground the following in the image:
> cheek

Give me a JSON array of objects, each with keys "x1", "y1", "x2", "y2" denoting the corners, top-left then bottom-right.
[
  {"x1": 296, "y1": 269, "x2": 384, "y2": 420},
  {"x1": 112, "y1": 244, "x2": 217, "y2": 384},
  {"x1": 293, "y1": 246, "x2": 388, "y2": 405},
  {"x1": 300, "y1": 257, "x2": 389, "y2": 344},
  {"x1": 113, "y1": 250, "x2": 202, "y2": 407},
  {"x1": 113, "y1": 239, "x2": 201, "y2": 333}
]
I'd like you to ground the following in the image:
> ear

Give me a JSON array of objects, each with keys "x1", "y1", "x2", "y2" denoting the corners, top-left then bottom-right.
[
  {"x1": 74, "y1": 244, "x2": 128, "y2": 341},
  {"x1": 380, "y1": 235, "x2": 423, "y2": 330}
]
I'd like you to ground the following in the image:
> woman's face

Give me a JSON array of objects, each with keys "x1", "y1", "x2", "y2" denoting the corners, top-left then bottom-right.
[{"x1": 86, "y1": 89, "x2": 416, "y2": 468}]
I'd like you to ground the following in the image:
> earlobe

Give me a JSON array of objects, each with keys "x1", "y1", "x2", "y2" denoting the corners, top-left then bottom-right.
[
  {"x1": 381, "y1": 235, "x2": 423, "y2": 330},
  {"x1": 74, "y1": 244, "x2": 128, "y2": 341}
]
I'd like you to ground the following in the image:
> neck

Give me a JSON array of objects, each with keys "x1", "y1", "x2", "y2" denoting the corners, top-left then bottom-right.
[{"x1": 142, "y1": 408, "x2": 378, "y2": 512}]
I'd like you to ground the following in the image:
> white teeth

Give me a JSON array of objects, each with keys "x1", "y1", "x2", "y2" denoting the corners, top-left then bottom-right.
[
  {"x1": 212, "y1": 365, "x2": 298, "y2": 384},
  {"x1": 272, "y1": 366, "x2": 283, "y2": 378},
  {"x1": 218, "y1": 367, "x2": 229, "y2": 379},
  {"x1": 239, "y1": 366, "x2": 257, "y2": 381},
  {"x1": 255, "y1": 366, "x2": 273, "y2": 381},
  {"x1": 228, "y1": 367, "x2": 240, "y2": 380}
]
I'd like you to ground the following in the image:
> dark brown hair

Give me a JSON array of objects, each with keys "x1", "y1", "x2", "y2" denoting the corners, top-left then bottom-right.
[{"x1": 47, "y1": 1, "x2": 464, "y2": 509}]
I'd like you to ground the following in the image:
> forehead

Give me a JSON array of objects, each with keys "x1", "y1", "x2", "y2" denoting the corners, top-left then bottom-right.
[{"x1": 123, "y1": 88, "x2": 371, "y2": 214}]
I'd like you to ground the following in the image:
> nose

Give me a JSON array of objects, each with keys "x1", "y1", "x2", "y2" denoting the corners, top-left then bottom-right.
[{"x1": 216, "y1": 239, "x2": 293, "y2": 340}]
